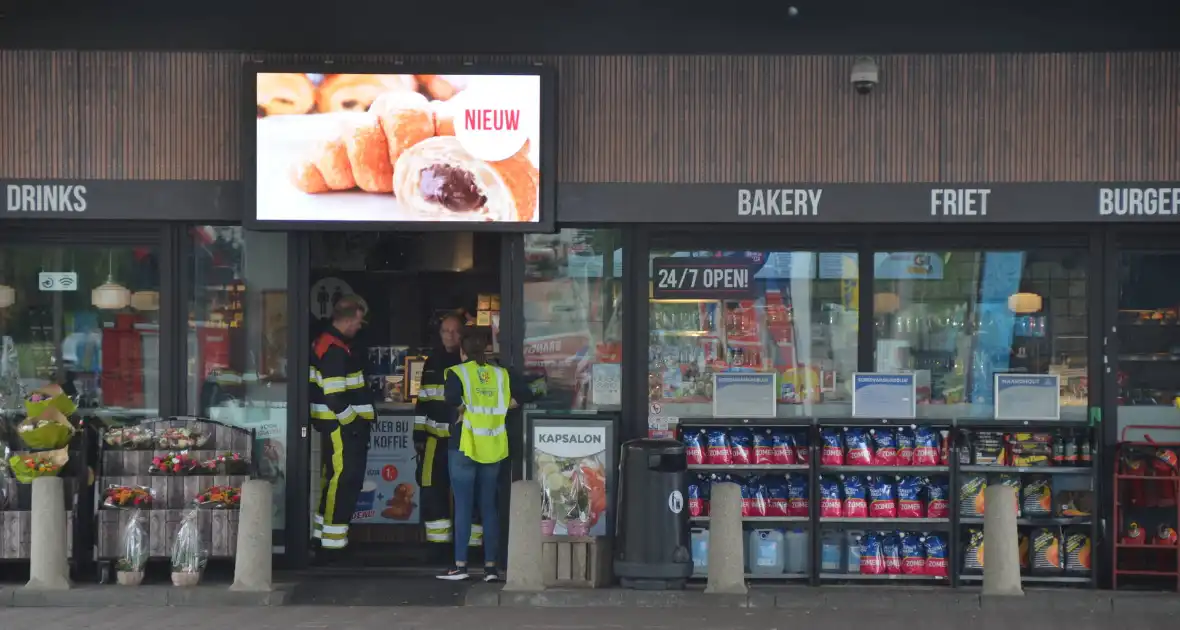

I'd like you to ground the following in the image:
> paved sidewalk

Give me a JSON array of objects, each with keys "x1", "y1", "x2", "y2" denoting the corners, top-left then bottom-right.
[{"x1": 0, "y1": 605, "x2": 1176, "y2": 629}]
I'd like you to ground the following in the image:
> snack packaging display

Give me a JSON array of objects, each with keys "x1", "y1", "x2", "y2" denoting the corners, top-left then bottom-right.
[
  {"x1": 871, "y1": 429, "x2": 898, "y2": 466},
  {"x1": 705, "y1": 429, "x2": 733, "y2": 465},
  {"x1": 1031, "y1": 527, "x2": 1063, "y2": 574},
  {"x1": 924, "y1": 534, "x2": 949, "y2": 577},
  {"x1": 897, "y1": 475, "x2": 925, "y2": 518},
  {"x1": 752, "y1": 430, "x2": 775, "y2": 465},
  {"x1": 17, "y1": 409, "x2": 75, "y2": 450},
  {"x1": 1056, "y1": 490, "x2": 1092, "y2": 517},
  {"x1": 820, "y1": 476, "x2": 843, "y2": 517},
  {"x1": 959, "y1": 474, "x2": 987, "y2": 517},
  {"x1": 688, "y1": 474, "x2": 710, "y2": 517},
  {"x1": 896, "y1": 427, "x2": 916, "y2": 465},
  {"x1": 859, "y1": 532, "x2": 885, "y2": 575},
  {"x1": 769, "y1": 429, "x2": 797, "y2": 465},
  {"x1": 117, "y1": 509, "x2": 149, "y2": 580},
  {"x1": 1156, "y1": 525, "x2": 1178, "y2": 545},
  {"x1": 1123, "y1": 522, "x2": 1147, "y2": 545},
  {"x1": 729, "y1": 428, "x2": 753, "y2": 465},
  {"x1": 900, "y1": 532, "x2": 926, "y2": 575},
  {"x1": 786, "y1": 473, "x2": 810, "y2": 517},
  {"x1": 842, "y1": 475, "x2": 868, "y2": 518},
  {"x1": 970, "y1": 431, "x2": 1007, "y2": 465},
  {"x1": 882, "y1": 532, "x2": 902, "y2": 574},
  {"x1": 927, "y1": 478, "x2": 950, "y2": 518},
  {"x1": 867, "y1": 476, "x2": 897, "y2": 519},
  {"x1": 741, "y1": 477, "x2": 767, "y2": 517},
  {"x1": 1064, "y1": 529, "x2": 1092, "y2": 574},
  {"x1": 993, "y1": 474, "x2": 1022, "y2": 516},
  {"x1": 794, "y1": 432, "x2": 810, "y2": 464},
  {"x1": 8, "y1": 448, "x2": 68, "y2": 484},
  {"x1": 171, "y1": 508, "x2": 208, "y2": 585},
  {"x1": 764, "y1": 476, "x2": 789, "y2": 517},
  {"x1": 104, "y1": 485, "x2": 154, "y2": 509},
  {"x1": 913, "y1": 426, "x2": 941, "y2": 466},
  {"x1": 683, "y1": 429, "x2": 705, "y2": 465},
  {"x1": 194, "y1": 485, "x2": 241, "y2": 509},
  {"x1": 104, "y1": 425, "x2": 156, "y2": 450},
  {"x1": 1023, "y1": 476, "x2": 1053, "y2": 516},
  {"x1": 1019, "y1": 532, "x2": 1030, "y2": 571},
  {"x1": 820, "y1": 429, "x2": 843, "y2": 466},
  {"x1": 844, "y1": 428, "x2": 873, "y2": 466},
  {"x1": 962, "y1": 528, "x2": 985, "y2": 573}
]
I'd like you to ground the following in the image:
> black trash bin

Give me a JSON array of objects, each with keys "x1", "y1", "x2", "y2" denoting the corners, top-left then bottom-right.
[{"x1": 614, "y1": 438, "x2": 693, "y2": 589}]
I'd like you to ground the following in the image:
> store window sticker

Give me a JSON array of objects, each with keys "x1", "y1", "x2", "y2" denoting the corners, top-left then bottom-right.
[{"x1": 669, "y1": 489, "x2": 684, "y2": 514}]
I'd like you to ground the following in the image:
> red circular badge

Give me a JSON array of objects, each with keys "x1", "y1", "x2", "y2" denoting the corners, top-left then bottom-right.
[{"x1": 381, "y1": 465, "x2": 399, "y2": 482}]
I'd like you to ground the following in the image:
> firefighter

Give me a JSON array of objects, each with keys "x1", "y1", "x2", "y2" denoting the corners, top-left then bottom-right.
[
  {"x1": 414, "y1": 312, "x2": 482, "y2": 550},
  {"x1": 437, "y1": 329, "x2": 535, "y2": 582},
  {"x1": 309, "y1": 295, "x2": 376, "y2": 555}
]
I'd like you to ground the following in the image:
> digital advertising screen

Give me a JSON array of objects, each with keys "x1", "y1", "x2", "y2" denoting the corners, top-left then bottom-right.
[{"x1": 246, "y1": 67, "x2": 553, "y2": 231}]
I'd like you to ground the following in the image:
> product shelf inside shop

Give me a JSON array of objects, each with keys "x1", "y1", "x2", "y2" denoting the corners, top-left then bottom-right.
[
  {"x1": 819, "y1": 465, "x2": 950, "y2": 473},
  {"x1": 820, "y1": 517, "x2": 951, "y2": 525},
  {"x1": 691, "y1": 516, "x2": 809, "y2": 523},
  {"x1": 961, "y1": 465, "x2": 1093, "y2": 475},
  {"x1": 820, "y1": 573, "x2": 946, "y2": 581},
  {"x1": 958, "y1": 575, "x2": 1091, "y2": 584},
  {"x1": 1115, "y1": 474, "x2": 1180, "y2": 482},
  {"x1": 959, "y1": 517, "x2": 1091, "y2": 527},
  {"x1": 688, "y1": 463, "x2": 809, "y2": 472},
  {"x1": 746, "y1": 573, "x2": 810, "y2": 580}
]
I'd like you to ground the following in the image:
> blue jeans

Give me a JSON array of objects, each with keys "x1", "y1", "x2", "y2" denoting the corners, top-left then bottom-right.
[{"x1": 449, "y1": 450, "x2": 501, "y2": 566}]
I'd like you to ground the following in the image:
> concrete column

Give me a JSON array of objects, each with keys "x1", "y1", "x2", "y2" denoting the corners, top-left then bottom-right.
[
  {"x1": 230, "y1": 480, "x2": 273, "y2": 592},
  {"x1": 982, "y1": 484, "x2": 1023, "y2": 597},
  {"x1": 704, "y1": 481, "x2": 746, "y2": 595},
  {"x1": 25, "y1": 476, "x2": 70, "y2": 590},
  {"x1": 503, "y1": 480, "x2": 545, "y2": 592}
]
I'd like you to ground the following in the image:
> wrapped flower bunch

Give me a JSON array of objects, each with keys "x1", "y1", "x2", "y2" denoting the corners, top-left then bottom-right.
[
  {"x1": 23, "y1": 385, "x2": 77, "y2": 418},
  {"x1": 9, "y1": 448, "x2": 68, "y2": 483},
  {"x1": 157, "y1": 427, "x2": 209, "y2": 450},
  {"x1": 171, "y1": 507, "x2": 207, "y2": 586},
  {"x1": 150, "y1": 451, "x2": 204, "y2": 475},
  {"x1": 194, "y1": 485, "x2": 241, "y2": 509},
  {"x1": 216, "y1": 452, "x2": 249, "y2": 475},
  {"x1": 104, "y1": 425, "x2": 156, "y2": 450},
  {"x1": 17, "y1": 409, "x2": 75, "y2": 450},
  {"x1": 103, "y1": 485, "x2": 154, "y2": 509},
  {"x1": 116, "y1": 509, "x2": 148, "y2": 586}
]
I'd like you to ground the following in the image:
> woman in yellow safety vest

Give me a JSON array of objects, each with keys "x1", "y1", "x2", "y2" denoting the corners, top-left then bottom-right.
[{"x1": 436, "y1": 329, "x2": 533, "y2": 582}]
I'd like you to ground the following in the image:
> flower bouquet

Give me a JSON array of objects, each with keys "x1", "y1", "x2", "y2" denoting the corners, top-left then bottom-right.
[
  {"x1": 540, "y1": 479, "x2": 556, "y2": 535},
  {"x1": 157, "y1": 427, "x2": 209, "y2": 450},
  {"x1": 215, "y1": 452, "x2": 249, "y2": 475},
  {"x1": 562, "y1": 468, "x2": 592, "y2": 537},
  {"x1": 103, "y1": 484, "x2": 154, "y2": 509},
  {"x1": 116, "y1": 509, "x2": 148, "y2": 586},
  {"x1": 170, "y1": 507, "x2": 207, "y2": 586},
  {"x1": 9, "y1": 448, "x2": 68, "y2": 484},
  {"x1": 150, "y1": 452, "x2": 203, "y2": 475},
  {"x1": 104, "y1": 425, "x2": 156, "y2": 450},
  {"x1": 17, "y1": 408, "x2": 75, "y2": 450},
  {"x1": 23, "y1": 385, "x2": 77, "y2": 419},
  {"x1": 194, "y1": 485, "x2": 241, "y2": 509}
]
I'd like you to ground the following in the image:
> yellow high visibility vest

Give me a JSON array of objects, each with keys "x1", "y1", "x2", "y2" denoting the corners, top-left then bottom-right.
[{"x1": 448, "y1": 361, "x2": 510, "y2": 464}]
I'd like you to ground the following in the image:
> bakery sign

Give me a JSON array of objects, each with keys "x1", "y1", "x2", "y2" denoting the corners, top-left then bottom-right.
[{"x1": 247, "y1": 66, "x2": 552, "y2": 231}]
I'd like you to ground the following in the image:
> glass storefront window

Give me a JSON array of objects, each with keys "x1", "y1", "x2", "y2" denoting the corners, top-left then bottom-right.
[
  {"x1": 185, "y1": 227, "x2": 289, "y2": 541},
  {"x1": 647, "y1": 251, "x2": 859, "y2": 418},
  {"x1": 0, "y1": 245, "x2": 160, "y2": 420},
  {"x1": 524, "y1": 229, "x2": 623, "y2": 411},
  {"x1": 872, "y1": 250, "x2": 1088, "y2": 420},
  {"x1": 1115, "y1": 251, "x2": 1180, "y2": 430}
]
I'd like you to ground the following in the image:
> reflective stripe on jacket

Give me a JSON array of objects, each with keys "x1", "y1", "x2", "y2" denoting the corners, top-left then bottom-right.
[
  {"x1": 309, "y1": 328, "x2": 375, "y2": 425},
  {"x1": 447, "y1": 361, "x2": 510, "y2": 464}
]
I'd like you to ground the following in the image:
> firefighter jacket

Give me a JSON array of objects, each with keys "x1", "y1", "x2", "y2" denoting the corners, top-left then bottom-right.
[
  {"x1": 309, "y1": 327, "x2": 376, "y2": 427},
  {"x1": 414, "y1": 348, "x2": 461, "y2": 441}
]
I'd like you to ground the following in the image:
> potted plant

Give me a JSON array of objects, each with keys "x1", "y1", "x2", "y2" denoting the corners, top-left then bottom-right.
[
  {"x1": 117, "y1": 509, "x2": 148, "y2": 586},
  {"x1": 540, "y1": 487, "x2": 555, "y2": 535},
  {"x1": 170, "y1": 509, "x2": 206, "y2": 587},
  {"x1": 563, "y1": 481, "x2": 592, "y2": 537}
]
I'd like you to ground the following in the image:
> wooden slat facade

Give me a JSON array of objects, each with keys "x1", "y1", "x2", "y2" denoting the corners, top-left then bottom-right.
[{"x1": 1, "y1": 51, "x2": 1176, "y2": 184}]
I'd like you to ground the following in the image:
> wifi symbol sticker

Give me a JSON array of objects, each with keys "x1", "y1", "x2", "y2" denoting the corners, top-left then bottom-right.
[{"x1": 38, "y1": 272, "x2": 78, "y2": 292}]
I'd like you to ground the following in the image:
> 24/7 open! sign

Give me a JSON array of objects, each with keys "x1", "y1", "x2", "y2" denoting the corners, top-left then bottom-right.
[{"x1": 651, "y1": 258, "x2": 756, "y2": 300}]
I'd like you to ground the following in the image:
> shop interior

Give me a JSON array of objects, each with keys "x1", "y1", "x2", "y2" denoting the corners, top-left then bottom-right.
[{"x1": 307, "y1": 231, "x2": 503, "y2": 563}]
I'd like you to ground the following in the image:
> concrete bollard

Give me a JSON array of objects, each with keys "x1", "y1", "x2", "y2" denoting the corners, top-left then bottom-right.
[
  {"x1": 704, "y1": 481, "x2": 747, "y2": 595},
  {"x1": 230, "y1": 480, "x2": 273, "y2": 592},
  {"x1": 25, "y1": 476, "x2": 70, "y2": 590},
  {"x1": 502, "y1": 480, "x2": 545, "y2": 592},
  {"x1": 982, "y1": 484, "x2": 1023, "y2": 597}
]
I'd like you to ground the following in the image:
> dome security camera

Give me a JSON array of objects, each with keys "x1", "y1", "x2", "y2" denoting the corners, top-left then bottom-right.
[{"x1": 850, "y1": 57, "x2": 879, "y2": 95}]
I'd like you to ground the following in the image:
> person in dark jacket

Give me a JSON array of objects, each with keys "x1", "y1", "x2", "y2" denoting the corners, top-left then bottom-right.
[
  {"x1": 309, "y1": 295, "x2": 375, "y2": 553},
  {"x1": 414, "y1": 312, "x2": 467, "y2": 548}
]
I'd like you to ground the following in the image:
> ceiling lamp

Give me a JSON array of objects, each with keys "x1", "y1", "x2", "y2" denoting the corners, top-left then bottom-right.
[
  {"x1": 874, "y1": 292, "x2": 901, "y2": 314},
  {"x1": 131, "y1": 290, "x2": 160, "y2": 311},
  {"x1": 1008, "y1": 292, "x2": 1043, "y2": 314},
  {"x1": 92, "y1": 250, "x2": 131, "y2": 310},
  {"x1": 0, "y1": 284, "x2": 14, "y2": 309}
]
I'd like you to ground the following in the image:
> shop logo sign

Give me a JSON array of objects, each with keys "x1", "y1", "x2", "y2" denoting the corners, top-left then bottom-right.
[
  {"x1": 5, "y1": 184, "x2": 87, "y2": 213},
  {"x1": 737, "y1": 188, "x2": 822, "y2": 216},
  {"x1": 537, "y1": 432, "x2": 603, "y2": 445},
  {"x1": 1099, "y1": 187, "x2": 1180, "y2": 217}
]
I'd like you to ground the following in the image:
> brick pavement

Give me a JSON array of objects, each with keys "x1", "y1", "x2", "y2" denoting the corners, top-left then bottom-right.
[{"x1": 0, "y1": 605, "x2": 1177, "y2": 630}]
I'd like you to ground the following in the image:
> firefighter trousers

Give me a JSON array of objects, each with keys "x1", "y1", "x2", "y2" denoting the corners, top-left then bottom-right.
[
  {"x1": 417, "y1": 435, "x2": 482, "y2": 546},
  {"x1": 313, "y1": 420, "x2": 371, "y2": 549}
]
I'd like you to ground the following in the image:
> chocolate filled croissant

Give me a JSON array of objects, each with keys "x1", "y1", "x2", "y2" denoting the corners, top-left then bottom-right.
[
  {"x1": 393, "y1": 136, "x2": 538, "y2": 222},
  {"x1": 370, "y1": 91, "x2": 436, "y2": 176},
  {"x1": 415, "y1": 75, "x2": 470, "y2": 101},
  {"x1": 317, "y1": 74, "x2": 417, "y2": 113},
  {"x1": 256, "y1": 73, "x2": 316, "y2": 117},
  {"x1": 289, "y1": 113, "x2": 394, "y2": 194}
]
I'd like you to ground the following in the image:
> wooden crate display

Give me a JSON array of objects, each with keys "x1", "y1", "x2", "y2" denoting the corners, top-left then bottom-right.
[
  {"x1": 0, "y1": 477, "x2": 76, "y2": 560},
  {"x1": 541, "y1": 535, "x2": 611, "y2": 588},
  {"x1": 95, "y1": 417, "x2": 254, "y2": 560}
]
